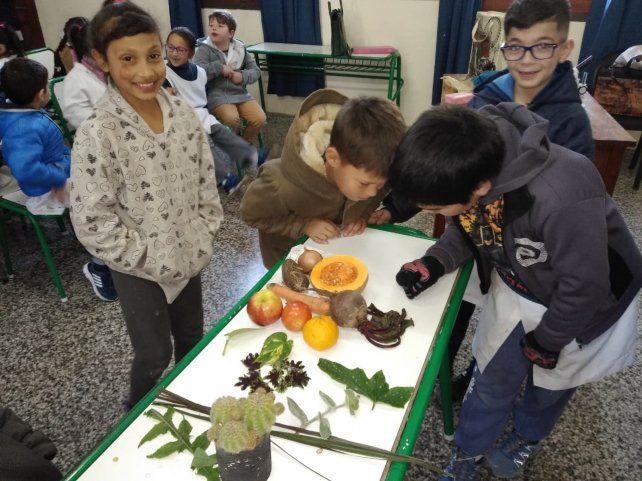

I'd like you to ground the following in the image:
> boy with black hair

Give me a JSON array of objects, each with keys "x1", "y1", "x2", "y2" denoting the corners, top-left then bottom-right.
[
  {"x1": 0, "y1": 58, "x2": 70, "y2": 203},
  {"x1": 241, "y1": 89, "x2": 406, "y2": 268},
  {"x1": 391, "y1": 104, "x2": 641, "y2": 481}
]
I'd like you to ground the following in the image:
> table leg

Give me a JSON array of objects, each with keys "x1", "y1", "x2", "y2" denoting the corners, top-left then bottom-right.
[
  {"x1": 439, "y1": 355, "x2": 455, "y2": 440},
  {"x1": 254, "y1": 53, "x2": 267, "y2": 112}
]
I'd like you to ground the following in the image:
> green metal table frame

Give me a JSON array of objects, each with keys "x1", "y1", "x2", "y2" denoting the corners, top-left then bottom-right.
[
  {"x1": 246, "y1": 42, "x2": 404, "y2": 110},
  {"x1": 63, "y1": 224, "x2": 471, "y2": 481}
]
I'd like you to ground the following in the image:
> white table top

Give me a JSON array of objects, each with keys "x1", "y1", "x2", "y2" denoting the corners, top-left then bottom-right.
[{"x1": 67, "y1": 228, "x2": 462, "y2": 481}]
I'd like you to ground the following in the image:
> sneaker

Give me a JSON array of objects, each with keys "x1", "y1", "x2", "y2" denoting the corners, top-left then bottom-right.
[
  {"x1": 438, "y1": 448, "x2": 480, "y2": 481},
  {"x1": 83, "y1": 261, "x2": 118, "y2": 302},
  {"x1": 221, "y1": 172, "x2": 241, "y2": 194},
  {"x1": 257, "y1": 147, "x2": 270, "y2": 167},
  {"x1": 486, "y1": 430, "x2": 541, "y2": 478}
]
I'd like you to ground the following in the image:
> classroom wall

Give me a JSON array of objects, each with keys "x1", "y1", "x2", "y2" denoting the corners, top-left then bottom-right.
[{"x1": 35, "y1": 1, "x2": 585, "y2": 123}]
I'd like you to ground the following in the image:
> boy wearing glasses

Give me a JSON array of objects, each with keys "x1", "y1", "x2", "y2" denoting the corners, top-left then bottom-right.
[{"x1": 471, "y1": 0, "x2": 594, "y2": 161}]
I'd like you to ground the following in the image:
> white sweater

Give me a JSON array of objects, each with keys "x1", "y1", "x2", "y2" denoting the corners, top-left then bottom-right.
[{"x1": 59, "y1": 62, "x2": 107, "y2": 130}]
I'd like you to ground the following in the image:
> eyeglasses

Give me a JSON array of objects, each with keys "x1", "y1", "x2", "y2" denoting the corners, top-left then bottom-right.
[
  {"x1": 166, "y1": 44, "x2": 190, "y2": 55},
  {"x1": 500, "y1": 42, "x2": 559, "y2": 61}
]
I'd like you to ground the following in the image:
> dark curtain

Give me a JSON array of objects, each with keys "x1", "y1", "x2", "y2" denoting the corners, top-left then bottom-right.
[
  {"x1": 168, "y1": 0, "x2": 204, "y2": 38},
  {"x1": 431, "y1": 0, "x2": 481, "y2": 105},
  {"x1": 260, "y1": 0, "x2": 324, "y2": 97},
  {"x1": 579, "y1": 0, "x2": 642, "y2": 85}
]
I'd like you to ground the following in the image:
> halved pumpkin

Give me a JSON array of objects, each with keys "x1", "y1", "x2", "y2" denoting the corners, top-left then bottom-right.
[{"x1": 310, "y1": 255, "x2": 368, "y2": 295}]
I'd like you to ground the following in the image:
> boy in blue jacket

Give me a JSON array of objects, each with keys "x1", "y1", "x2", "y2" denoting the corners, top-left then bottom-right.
[
  {"x1": 0, "y1": 58, "x2": 70, "y2": 202},
  {"x1": 391, "y1": 104, "x2": 641, "y2": 480}
]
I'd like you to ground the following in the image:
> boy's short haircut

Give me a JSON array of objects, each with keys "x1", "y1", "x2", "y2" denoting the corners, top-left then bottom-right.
[
  {"x1": 0, "y1": 58, "x2": 48, "y2": 106},
  {"x1": 208, "y1": 11, "x2": 237, "y2": 33},
  {"x1": 329, "y1": 97, "x2": 406, "y2": 177},
  {"x1": 505, "y1": 0, "x2": 571, "y2": 39},
  {"x1": 389, "y1": 105, "x2": 505, "y2": 206}
]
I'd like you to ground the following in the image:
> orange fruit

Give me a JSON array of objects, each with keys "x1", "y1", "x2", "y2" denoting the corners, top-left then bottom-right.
[{"x1": 302, "y1": 315, "x2": 339, "y2": 350}]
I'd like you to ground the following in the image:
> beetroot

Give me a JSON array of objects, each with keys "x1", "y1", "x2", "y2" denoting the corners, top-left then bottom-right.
[{"x1": 330, "y1": 291, "x2": 368, "y2": 328}]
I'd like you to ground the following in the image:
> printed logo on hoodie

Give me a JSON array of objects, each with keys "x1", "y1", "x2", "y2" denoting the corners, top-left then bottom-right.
[{"x1": 514, "y1": 237, "x2": 548, "y2": 267}]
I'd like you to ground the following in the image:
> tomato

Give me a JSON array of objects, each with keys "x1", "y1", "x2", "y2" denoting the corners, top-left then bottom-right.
[{"x1": 281, "y1": 301, "x2": 312, "y2": 331}]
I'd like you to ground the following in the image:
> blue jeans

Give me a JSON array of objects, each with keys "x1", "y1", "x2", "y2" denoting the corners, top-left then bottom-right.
[{"x1": 455, "y1": 323, "x2": 576, "y2": 455}]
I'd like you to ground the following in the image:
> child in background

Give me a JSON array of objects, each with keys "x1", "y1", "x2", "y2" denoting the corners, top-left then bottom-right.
[
  {"x1": 240, "y1": 89, "x2": 406, "y2": 268},
  {"x1": 70, "y1": 3, "x2": 223, "y2": 407},
  {"x1": 0, "y1": 22, "x2": 24, "y2": 102},
  {"x1": 56, "y1": 16, "x2": 116, "y2": 302},
  {"x1": 164, "y1": 27, "x2": 265, "y2": 194},
  {"x1": 193, "y1": 11, "x2": 265, "y2": 143},
  {"x1": 390, "y1": 105, "x2": 640, "y2": 481},
  {"x1": 59, "y1": 16, "x2": 107, "y2": 130},
  {"x1": 0, "y1": 58, "x2": 69, "y2": 209}
]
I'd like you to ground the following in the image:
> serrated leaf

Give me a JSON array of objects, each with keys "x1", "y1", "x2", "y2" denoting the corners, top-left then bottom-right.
[
  {"x1": 319, "y1": 413, "x2": 331, "y2": 440},
  {"x1": 138, "y1": 420, "x2": 169, "y2": 447},
  {"x1": 287, "y1": 397, "x2": 309, "y2": 425},
  {"x1": 255, "y1": 332, "x2": 293, "y2": 365},
  {"x1": 178, "y1": 418, "x2": 193, "y2": 437},
  {"x1": 318, "y1": 390, "x2": 336, "y2": 409},
  {"x1": 318, "y1": 359, "x2": 412, "y2": 409},
  {"x1": 191, "y1": 447, "x2": 217, "y2": 469},
  {"x1": 192, "y1": 431, "x2": 211, "y2": 451},
  {"x1": 222, "y1": 328, "x2": 260, "y2": 355},
  {"x1": 196, "y1": 466, "x2": 220, "y2": 481},
  {"x1": 346, "y1": 389, "x2": 359, "y2": 415},
  {"x1": 147, "y1": 440, "x2": 184, "y2": 459}
]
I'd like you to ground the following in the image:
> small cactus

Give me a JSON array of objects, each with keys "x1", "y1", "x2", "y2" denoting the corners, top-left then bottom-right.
[{"x1": 209, "y1": 388, "x2": 284, "y2": 454}]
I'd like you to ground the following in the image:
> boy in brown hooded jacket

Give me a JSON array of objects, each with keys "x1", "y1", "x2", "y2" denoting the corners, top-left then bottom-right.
[{"x1": 240, "y1": 89, "x2": 406, "y2": 268}]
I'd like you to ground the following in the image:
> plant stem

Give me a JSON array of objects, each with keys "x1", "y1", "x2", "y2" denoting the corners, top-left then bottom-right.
[{"x1": 302, "y1": 402, "x2": 346, "y2": 428}]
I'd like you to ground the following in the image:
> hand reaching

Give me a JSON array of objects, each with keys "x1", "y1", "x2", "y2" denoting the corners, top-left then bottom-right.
[
  {"x1": 395, "y1": 256, "x2": 445, "y2": 299},
  {"x1": 304, "y1": 218, "x2": 341, "y2": 244},
  {"x1": 341, "y1": 218, "x2": 366, "y2": 237},
  {"x1": 368, "y1": 208, "x2": 391, "y2": 225}
]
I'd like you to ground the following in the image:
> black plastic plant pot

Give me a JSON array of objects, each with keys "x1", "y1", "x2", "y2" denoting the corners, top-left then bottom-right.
[{"x1": 216, "y1": 434, "x2": 272, "y2": 481}]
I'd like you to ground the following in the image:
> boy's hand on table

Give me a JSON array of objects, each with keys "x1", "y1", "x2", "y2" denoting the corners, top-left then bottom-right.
[
  {"x1": 304, "y1": 218, "x2": 340, "y2": 244},
  {"x1": 341, "y1": 219, "x2": 366, "y2": 237},
  {"x1": 231, "y1": 71, "x2": 244, "y2": 84},
  {"x1": 520, "y1": 332, "x2": 559, "y2": 369},
  {"x1": 368, "y1": 208, "x2": 391, "y2": 225},
  {"x1": 395, "y1": 256, "x2": 444, "y2": 299}
]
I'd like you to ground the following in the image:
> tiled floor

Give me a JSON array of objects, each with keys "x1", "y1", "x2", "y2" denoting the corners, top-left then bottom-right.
[{"x1": 0, "y1": 115, "x2": 640, "y2": 480}]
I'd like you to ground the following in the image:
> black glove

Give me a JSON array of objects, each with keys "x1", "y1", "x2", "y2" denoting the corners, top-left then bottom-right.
[
  {"x1": 395, "y1": 256, "x2": 444, "y2": 299},
  {"x1": 520, "y1": 331, "x2": 560, "y2": 369}
]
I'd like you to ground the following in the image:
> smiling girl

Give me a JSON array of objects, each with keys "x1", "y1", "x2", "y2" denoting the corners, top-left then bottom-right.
[{"x1": 70, "y1": 3, "x2": 223, "y2": 407}]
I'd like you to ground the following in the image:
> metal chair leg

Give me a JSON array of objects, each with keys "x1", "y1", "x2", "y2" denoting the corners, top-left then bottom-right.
[
  {"x1": 28, "y1": 215, "x2": 68, "y2": 301},
  {"x1": 0, "y1": 216, "x2": 13, "y2": 277},
  {"x1": 631, "y1": 140, "x2": 642, "y2": 190}
]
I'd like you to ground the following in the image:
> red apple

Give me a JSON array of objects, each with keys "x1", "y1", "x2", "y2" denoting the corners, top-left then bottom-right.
[
  {"x1": 247, "y1": 289, "x2": 283, "y2": 326},
  {"x1": 281, "y1": 301, "x2": 312, "y2": 331}
]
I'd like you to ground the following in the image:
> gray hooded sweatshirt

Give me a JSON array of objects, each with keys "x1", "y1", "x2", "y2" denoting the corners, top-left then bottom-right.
[
  {"x1": 193, "y1": 37, "x2": 260, "y2": 110},
  {"x1": 427, "y1": 103, "x2": 642, "y2": 353}
]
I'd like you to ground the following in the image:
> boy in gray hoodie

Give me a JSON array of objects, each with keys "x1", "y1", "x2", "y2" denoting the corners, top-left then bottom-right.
[
  {"x1": 193, "y1": 11, "x2": 265, "y2": 143},
  {"x1": 390, "y1": 104, "x2": 641, "y2": 481}
]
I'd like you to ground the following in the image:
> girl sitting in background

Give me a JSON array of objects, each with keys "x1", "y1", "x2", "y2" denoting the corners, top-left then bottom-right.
[
  {"x1": 164, "y1": 26, "x2": 265, "y2": 194},
  {"x1": 0, "y1": 22, "x2": 24, "y2": 102},
  {"x1": 58, "y1": 16, "x2": 107, "y2": 130},
  {"x1": 70, "y1": 2, "x2": 223, "y2": 407}
]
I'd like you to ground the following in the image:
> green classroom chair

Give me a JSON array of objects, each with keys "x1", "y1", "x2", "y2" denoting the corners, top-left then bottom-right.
[{"x1": 48, "y1": 76, "x2": 75, "y2": 145}]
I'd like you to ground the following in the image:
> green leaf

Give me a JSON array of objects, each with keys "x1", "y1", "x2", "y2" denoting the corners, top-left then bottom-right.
[
  {"x1": 144, "y1": 409, "x2": 195, "y2": 455},
  {"x1": 255, "y1": 332, "x2": 293, "y2": 365},
  {"x1": 380, "y1": 386, "x2": 415, "y2": 408},
  {"x1": 196, "y1": 466, "x2": 220, "y2": 481},
  {"x1": 317, "y1": 359, "x2": 413, "y2": 409},
  {"x1": 318, "y1": 413, "x2": 331, "y2": 440},
  {"x1": 147, "y1": 440, "x2": 184, "y2": 459},
  {"x1": 178, "y1": 418, "x2": 193, "y2": 437},
  {"x1": 138, "y1": 420, "x2": 169, "y2": 447},
  {"x1": 345, "y1": 389, "x2": 359, "y2": 415},
  {"x1": 192, "y1": 431, "x2": 211, "y2": 452},
  {"x1": 191, "y1": 447, "x2": 217, "y2": 469},
  {"x1": 222, "y1": 328, "x2": 261, "y2": 355},
  {"x1": 287, "y1": 397, "x2": 308, "y2": 425},
  {"x1": 318, "y1": 390, "x2": 336, "y2": 409}
]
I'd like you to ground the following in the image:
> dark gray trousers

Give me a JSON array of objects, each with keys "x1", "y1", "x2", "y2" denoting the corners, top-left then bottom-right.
[{"x1": 110, "y1": 270, "x2": 204, "y2": 405}]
